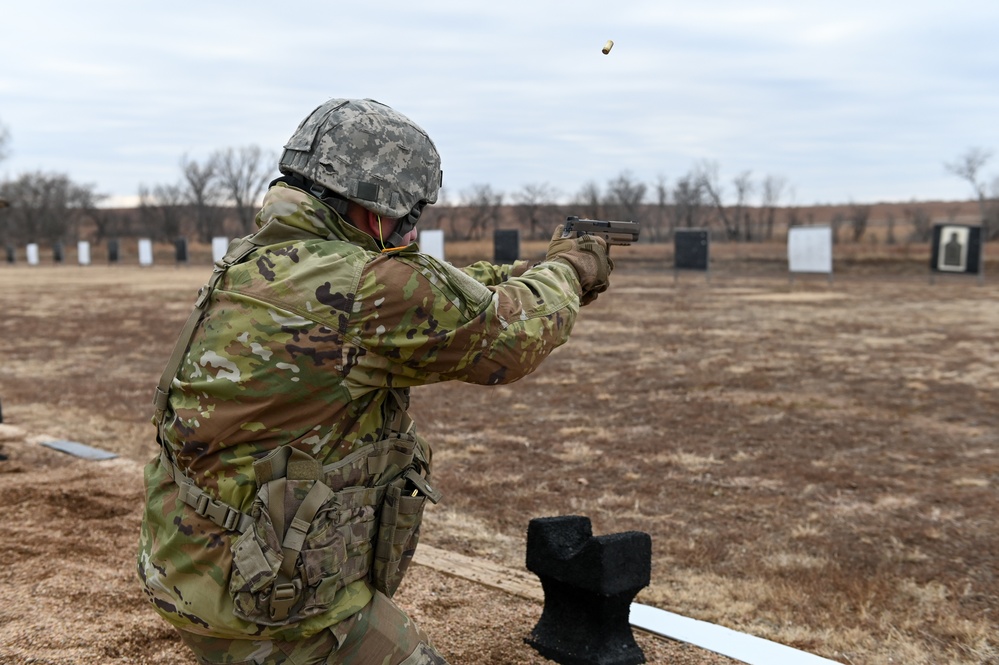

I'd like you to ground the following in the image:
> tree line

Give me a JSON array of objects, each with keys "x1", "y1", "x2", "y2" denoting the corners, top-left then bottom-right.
[
  {"x1": 2, "y1": 117, "x2": 999, "y2": 248},
  {"x1": 0, "y1": 135, "x2": 275, "y2": 247},
  {"x1": 421, "y1": 166, "x2": 795, "y2": 244}
]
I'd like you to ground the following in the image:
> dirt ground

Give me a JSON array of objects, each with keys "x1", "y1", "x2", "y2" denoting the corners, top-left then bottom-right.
[{"x1": 0, "y1": 246, "x2": 997, "y2": 664}]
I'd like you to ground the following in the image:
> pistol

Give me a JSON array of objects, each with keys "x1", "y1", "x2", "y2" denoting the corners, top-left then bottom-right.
[{"x1": 561, "y1": 216, "x2": 640, "y2": 246}]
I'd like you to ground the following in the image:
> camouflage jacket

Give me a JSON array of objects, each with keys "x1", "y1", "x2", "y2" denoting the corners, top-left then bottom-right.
[{"x1": 138, "y1": 183, "x2": 582, "y2": 640}]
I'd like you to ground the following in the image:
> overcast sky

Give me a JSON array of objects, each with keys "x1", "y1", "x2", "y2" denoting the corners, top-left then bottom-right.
[{"x1": 2, "y1": 1, "x2": 998, "y2": 208}]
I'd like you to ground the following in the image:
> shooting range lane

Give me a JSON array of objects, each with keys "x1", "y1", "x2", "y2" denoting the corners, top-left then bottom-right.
[{"x1": 3, "y1": 263, "x2": 997, "y2": 664}]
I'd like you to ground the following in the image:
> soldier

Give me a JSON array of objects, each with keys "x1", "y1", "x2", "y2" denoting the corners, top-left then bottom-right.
[{"x1": 138, "y1": 98, "x2": 612, "y2": 664}]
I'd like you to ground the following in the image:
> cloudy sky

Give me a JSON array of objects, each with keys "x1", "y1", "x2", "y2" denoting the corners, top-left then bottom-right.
[{"x1": 2, "y1": 1, "x2": 998, "y2": 208}]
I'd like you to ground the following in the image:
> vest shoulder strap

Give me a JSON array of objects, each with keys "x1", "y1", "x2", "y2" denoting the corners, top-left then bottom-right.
[{"x1": 152, "y1": 220, "x2": 321, "y2": 418}]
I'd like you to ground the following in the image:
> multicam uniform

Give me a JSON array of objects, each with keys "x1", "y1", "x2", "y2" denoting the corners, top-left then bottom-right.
[{"x1": 138, "y1": 182, "x2": 583, "y2": 663}]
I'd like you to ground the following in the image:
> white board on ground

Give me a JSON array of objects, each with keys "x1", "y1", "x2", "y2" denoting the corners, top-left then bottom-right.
[
  {"x1": 138, "y1": 239, "x2": 154, "y2": 266},
  {"x1": 787, "y1": 226, "x2": 833, "y2": 274},
  {"x1": 212, "y1": 237, "x2": 230, "y2": 263},
  {"x1": 420, "y1": 229, "x2": 445, "y2": 261},
  {"x1": 26, "y1": 243, "x2": 39, "y2": 266},
  {"x1": 77, "y1": 241, "x2": 91, "y2": 266}
]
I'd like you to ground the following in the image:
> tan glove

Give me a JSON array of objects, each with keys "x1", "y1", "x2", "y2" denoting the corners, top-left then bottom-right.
[{"x1": 546, "y1": 225, "x2": 614, "y2": 305}]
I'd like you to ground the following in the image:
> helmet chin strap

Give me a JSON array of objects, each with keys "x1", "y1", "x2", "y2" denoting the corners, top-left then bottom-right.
[
  {"x1": 383, "y1": 218, "x2": 416, "y2": 249},
  {"x1": 369, "y1": 210, "x2": 412, "y2": 251},
  {"x1": 382, "y1": 201, "x2": 425, "y2": 249}
]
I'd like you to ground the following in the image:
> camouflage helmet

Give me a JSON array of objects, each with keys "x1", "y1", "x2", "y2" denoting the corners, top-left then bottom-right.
[{"x1": 278, "y1": 98, "x2": 442, "y2": 221}]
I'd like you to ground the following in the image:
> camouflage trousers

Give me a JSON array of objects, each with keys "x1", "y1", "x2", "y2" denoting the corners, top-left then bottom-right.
[{"x1": 177, "y1": 592, "x2": 448, "y2": 665}]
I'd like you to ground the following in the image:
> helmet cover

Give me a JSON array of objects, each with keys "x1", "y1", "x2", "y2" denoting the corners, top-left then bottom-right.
[{"x1": 279, "y1": 98, "x2": 442, "y2": 220}]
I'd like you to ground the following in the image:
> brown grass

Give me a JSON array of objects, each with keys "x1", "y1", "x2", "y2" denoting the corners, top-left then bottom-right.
[{"x1": 1, "y1": 243, "x2": 997, "y2": 664}]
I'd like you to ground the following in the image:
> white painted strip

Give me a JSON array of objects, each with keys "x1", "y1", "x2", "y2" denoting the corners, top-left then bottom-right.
[
  {"x1": 38, "y1": 439, "x2": 118, "y2": 460},
  {"x1": 629, "y1": 603, "x2": 843, "y2": 665}
]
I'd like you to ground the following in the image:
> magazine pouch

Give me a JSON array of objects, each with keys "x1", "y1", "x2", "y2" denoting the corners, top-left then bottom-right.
[
  {"x1": 228, "y1": 446, "x2": 348, "y2": 625},
  {"x1": 326, "y1": 432, "x2": 441, "y2": 598},
  {"x1": 372, "y1": 466, "x2": 434, "y2": 597}
]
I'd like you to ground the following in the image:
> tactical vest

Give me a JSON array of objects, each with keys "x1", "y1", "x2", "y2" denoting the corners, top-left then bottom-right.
[{"x1": 151, "y1": 220, "x2": 441, "y2": 626}]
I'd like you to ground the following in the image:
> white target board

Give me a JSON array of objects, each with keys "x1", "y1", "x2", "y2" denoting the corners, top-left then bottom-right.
[
  {"x1": 212, "y1": 237, "x2": 230, "y2": 263},
  {"x1": 420, "y1": 229, "x2": 445, "y2": 261},
  {"x1": 26, "y1": 243, "x2": 39, "y2": 266},
  {"x1": 138, "y1": 239, "x2": 154, "y2": 266},
  {"x1": 788, "y1": 226, "x2": 833, "y2": 274},
  {"x1": 77, "y1": 241, "x2": 91, "y2": 266}
]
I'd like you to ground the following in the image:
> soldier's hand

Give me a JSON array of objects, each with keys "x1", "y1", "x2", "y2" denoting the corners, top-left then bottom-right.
[{"x1": 546, "y1": 225, "x2": 614, "y2": 305}]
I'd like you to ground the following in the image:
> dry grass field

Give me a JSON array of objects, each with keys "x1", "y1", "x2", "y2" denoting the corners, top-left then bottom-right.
[{"x1": 0, "y1": 240, "x2": 997, "y2": 664}]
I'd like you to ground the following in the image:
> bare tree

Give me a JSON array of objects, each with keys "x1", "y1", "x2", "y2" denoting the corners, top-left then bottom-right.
[
  {"x1": 784, "y1": 185, "x2": 801, "y2": 233},
  {"x1": 991, "y1": 175, "x2": 999, "y2": 229},
  {"x1": 0, "y1": 119, "x2": 11, "y2": 213},
  {"x1": 73, "y1": 188, "x2": 118, "y2": 243},
  {"x1": 0, "y1": 124, "x2": 11, "y2": 227},
  {"x1": 849, "y1": 203, "x2": 872, "y2": 243},
  {"x1": 757, "y1": 175, "x2": 787, "y2": 240},
  {"x1": 650, "y1": 174, "x2": 670, "y2": 243},
  {"x1": 830, "y1": 212, "x2": 846, "y2": 245},
  {"x1": 462, "y1": 184, "x2": 503, "y2": 240},
  {"x1": 945, "y1": 148, "x2": 992, "y2": 222},
  {"x1": 785, "y1": 207, "x2": 803, "y2": 230},
  {"x1": 513, "y1": 182, "x2": 561, "y2": 240},
  {"x1": 138, "y1": 183, "x2": 186, "y2": 242},
  {"x1": 733, "y1": 171, "x2": 755, "y2": 241},
  {"x1": 0, "y1": 172, "x2": 101, "y2": 245},
  {"x1": 418, "y1": 186, "x2": 466, "y2": 238},
  {"x1": 885, "y1": 212, "x2": 897, "y2": 245},
  {"x1": 0, "y1": 118, "x2": 10, "y2": 164},
  {"x1": 670, "y1": 172, "x2": 709, "y2": 231},
  {"x1": 181, "y1": 154, "x2": 224, "y2": 242},
  {"x1": 604, "y1": 171, "x2": 646, "y2": 223},
  {"x1": 574, "y1": 181, "x2": 602, "y2": 220},
  {"x1": 904, "y1": 204, "x2": 933, "y2": 243},
  {"x1": 88, "y1": 207, "x2": 130, "y2": 244},
  {"x1": 216, "y1": 146, "x2": 275, "y2": 235},
  {"x1": 698, "y1": 161, "x2": 751, "y2": 241}
]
